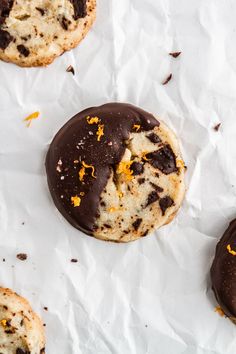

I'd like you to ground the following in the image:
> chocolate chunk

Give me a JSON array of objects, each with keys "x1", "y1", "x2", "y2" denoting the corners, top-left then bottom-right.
[
  {"x1": 66, "y1": 65, "x2": 75, "y2": 75},
  {"x1": 138, "y1": 178, "x2": 145, "y2": 185},
  {"x1": 146, "y1": 145, "x2": 178, "y2": 175},
  {"x1": 169, "y1": 52, "x2": 181, "y2": 58},
  {"x1": 142, "y1": 230, "x2": 149, "y2": 237},
  {"x1": 16, "y1": 253, "x2": 27, "y2": 261},
  {"x1": 35, "y1": 7, "x2": 45, "y2": 16},
  {"x1": 146, "y1": 191, "x2": 159, "y2": 207},
  {"x1": 149, "y1": 182, "x2": 164, "y2": 193},
  {"x1": 130, "y1": 161, "x2": 144, "y2": 176},
  {"x1": 69, "y1": 0, "x2": 87, "y2": 20},
  {"x1": 0, "y1": 29, "x2": 13, "y2": 49},
  {"x1": 0, "y1": 0, "x2": 14, "y2": 25},
  {"x1": 17, "y1": 44, "x2": 30, "y2": 57},
  {"x1": 211, "y1": 219, "x2": 236, "y2": 320},
  {"x1": 162, "y1": 73, "x2": 172, "y2": 85},
  {"x1": 59, "y1": 16, "x2": 71, "y2": 30},
  {"x1": 147, "y1": 132, "x2": 161, "y2": 144},
  {"x1": 159, "y1": 196, "x2": 174, "y2": 215},
  {"x1": 132, "y1": 218, "x2": 142, "y2": 231},
  {"x1": 46, "y1": 103, "x2": 159, "y2": 235},
  {"x1": 40, "y1": 349, "x2": 46, "y2": 354},
  {"x1": 104, "y1": 223, "x2": 111, "y2": 228}
]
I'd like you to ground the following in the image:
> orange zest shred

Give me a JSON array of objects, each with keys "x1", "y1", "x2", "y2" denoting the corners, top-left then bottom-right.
[
  {"x1": 133, "y1": 124, "x2": 141, "y2": 132},
  {"x1": 0, "y1": 319, "x2": 7, "y2": 327},
  {"x1": 71, "y1": 196, "x2": 81, "y2": 207},
  {"x1": 215, "y1": 306, "x2": 225, "y2": 317},
  {"x1": 117, "y1": 161, "x2": 133, "y2": 181},
  {"x1": 96, "y1": 124, "x2": 104, "y2": 141},
  {"x1": 227, "y1": 244, "x2": 236, "y2": 256},
  {"x1": 79, "y1": 161, "x2": 96, "y2": 181},
  {"x1": 80, "y1": 192, "x2": 85, "y2": 196},
  {"x1": 86, "y1": 116, "x2": 100, "y2": 125},
  {"x1": 141, "y1": 151, "x2": 150, "y2": 161},
  {"x1": 23, "y1": 111, "x2": 40, "y2": 127},
  {"x1": 108, "y1": 207, "x2": 118, "y2": 213}
]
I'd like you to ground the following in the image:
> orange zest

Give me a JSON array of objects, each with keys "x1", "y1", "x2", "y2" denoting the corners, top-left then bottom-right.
[
  {"x1": 117, "y1": 161, "x2": 133, "y2": 181},
  {"x1": 227, "y1": 244, "x2": 236, "y2": 256},
  {"x1": 71, "y1": 196, "x2": 81, "y2": 207},
  {"x1": 79, "y1": 161, "x2": 96, "y2": 181},
  {"x1": 86, "y1": 116, "x2": 100, "y2": 124},
  {"x1": 133, "y1": 124, "x2": 141, "y2": 132},
  {"x1": 96, "y1": 124, "x2": 104, "y2": 141},
  {"x1": 23, "y1": 111, "x2": 40, "y2": 127}
]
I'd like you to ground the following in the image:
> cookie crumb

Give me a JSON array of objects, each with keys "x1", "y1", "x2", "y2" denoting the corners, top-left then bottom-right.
[
  {"x1": 16, "y1": 253, "x2": 27, "y2": 261},
  {"x1": 169, "y1": 52, "x2": 181, "y2": 58},
  {"x1": 66, "y1": 65, "x2": 75, "y2": 75},
  {"x1": 162, "y1": 74, "x2": 172, "y2": 85}
]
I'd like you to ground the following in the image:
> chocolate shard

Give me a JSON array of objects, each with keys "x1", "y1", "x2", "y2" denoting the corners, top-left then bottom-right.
[
  {"x1": 0, "y1": 29, "x2": 13, "y2": 49},
  {"x1": 146, "y1": 145, "x2": 178, "y2": 175},
  {"x1": 147, "y1": 132, "x2": 161, "y2": 144},
  {"x1": 146, "y1": 191, "x2": 159, "y2": 207},
  {"x1": 69, "y1": 0, "x2": 87, "y2": 20},
  {"x1": 159, "y1": 196, "x2": 174, "y2": 215},
  {"x1": 162, "y1": 73, "x2": 172, "y2": 85},
  {"x1": 130, "y1": 161, "x2": 144, "y2": 176},
  {"x1": 17, "y1": 44, "x2": 30, "y2": 57}
]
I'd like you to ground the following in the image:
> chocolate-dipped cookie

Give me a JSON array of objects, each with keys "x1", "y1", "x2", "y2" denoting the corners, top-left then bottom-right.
[
  {"x1": 46, "y1": 103, "x2": 185, "y2": 242},
  {"x1": 0, "y1": 0, "x2": 96, "y2": 67},
  {"x1": 211, "y1": 219, "x2": 236, "y2": 322}
]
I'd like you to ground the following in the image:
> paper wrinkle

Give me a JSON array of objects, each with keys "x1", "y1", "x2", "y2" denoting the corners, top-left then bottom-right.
[{"x1": 1, "y1": 0, "x2": 236, "y2": 353}]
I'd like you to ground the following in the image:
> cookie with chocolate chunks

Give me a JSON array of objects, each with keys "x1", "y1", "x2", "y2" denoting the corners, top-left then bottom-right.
[
  {"x1": 211, "y1": 219, "x2": 236, "y2": 323},
  {"x1": 0, "y1": 0, "x2": 96, "y2": 67},
  {"x1": 0, "y1": 287, "x2": 45, "y2": 353},
  {"x1": 46, "y1": 103, "x2": 185, "y2": 242}
]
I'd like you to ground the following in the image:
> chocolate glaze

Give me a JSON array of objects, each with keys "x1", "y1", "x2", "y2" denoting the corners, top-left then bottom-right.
[
  {"x1": 46, "y1": 103, "x2": 159, "y2": 235},
  {"x1": 211, "y1": 219, "x2": 236, "y2": 319},
  {"x1": 69, "y1": 0, "x2": 87, "y2": 20}
]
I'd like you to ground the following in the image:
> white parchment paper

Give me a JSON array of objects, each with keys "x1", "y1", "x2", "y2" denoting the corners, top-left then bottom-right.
[{"x1": 1, "y1": 0, "x2": 236, "y2": 353}]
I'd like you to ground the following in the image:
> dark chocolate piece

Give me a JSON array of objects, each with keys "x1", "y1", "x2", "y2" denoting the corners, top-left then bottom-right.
[
  {"x1": 69, "y1": 0, "x2": 87, "y2": 20},
  {"x1": 130, "y1": 161, "x2": 144, "y2": 176},
  {"x1": 0, "y1": 29, "x2": 13, "y2": 49},
  {"x1": 35, "y1": 7, "x2": 45, "y2": 16},
  {"x1": 71, "y1": 258, "x2": 78, "y2": 263},
  {"x1": 146, "y1": 191, "x2": 159, "y2": 207},
  {"x1": 132, "y1": 218, "x2": 142, "y2": 231},
  {"x1": 214, "y1": 123, "x2": 221, "y2": 132},
  {"x1": 17, "y1": 44, "x2": 30, "y2": 57},
  {"x1": 147, "y1": 132, "x2": 161, "y2": 144},
  {"x1": 162, "y1": 74, "x2": 172, "y2": 85},
  {"x1": 46, "y1": 103, "x2": 159, "y2": 235},
  {"x1": 16, "y1": 349, "x2": 30, "y2": 354},
  {"x1": 146, "y1": 145, "x2": 178, "y2": 175},
  {"x1": 149, "y1": 182, "x2": 164, "y2": 193},
  {"x1": 211, "y1": 219, "x2": 236, "y2": 319},
  {"x1": 66, "y1": 65, "x2": 75, "y2": 75},
  {"x1": 138, "y1": 178, "x2": 145, "y2": 185},
  {"x1": 159, "y1": 196, "x2": 174, "y2": 215}
]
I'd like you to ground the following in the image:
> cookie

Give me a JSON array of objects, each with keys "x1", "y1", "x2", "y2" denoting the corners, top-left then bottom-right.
[
  {"x1": 211, "y1": 219, "x2": 236, "y2": 323},
  {"x1": 0, "y1": 0, "x2": 96, "y2": 67},
  {"x1": 46, "y1": 103, "x2": 185, "y2": 242},
  {"x1": 0, "y1": 287, "x2": 45, "y2": 353}
]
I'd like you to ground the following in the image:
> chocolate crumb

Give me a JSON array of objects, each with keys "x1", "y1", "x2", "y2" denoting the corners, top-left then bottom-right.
[
  {"x1": 169, "y1": 52, "x2": 181, "y2": 58},
  {"x1": 35, "y1": 7, "x2": 45, "y2": 16},
  {"x1": 66, "y1": 65, "x2": 75, "y2": 75},
  {"x1": 71, "y1": 258, "x2": 78, "y2": 263},
  {"x1": 43, "y1": 307, "x2": 48, "y2": 311},
  {"x1": 162, "y1": 74, "x2": 172, "y2": 85},
  {"x1": 2, "y1": 258, "x2": 5, "y2": 262},
  {"x1": 214, "y1": 123, "x2": 221, "y2": 131},
  {"x1": 147, "y1": 132, "x2": 161, "y2": 144},
  {"x1": 16, "y1": 253, "x2": 27, "y2": 261},
  {"x1": 150, "y1": 182, "x2": 164, "y2": 193},
  {"x1": 138, "y1": 178, "x2": 145, "y2": 185}
]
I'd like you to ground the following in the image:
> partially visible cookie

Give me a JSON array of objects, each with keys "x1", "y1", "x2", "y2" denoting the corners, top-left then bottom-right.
[
  {"x1": 46, "y1": 103, "x2": 185, "y2": 242},
  {"x1": 0, "y1": 0, "x2": 96, "y2": 67},
  {"x1": 0, "y1": 287, "x2": 45, "y2": 353},
  {"x1": 211, "y1": 219, "x2": 236, "y2": 323}
]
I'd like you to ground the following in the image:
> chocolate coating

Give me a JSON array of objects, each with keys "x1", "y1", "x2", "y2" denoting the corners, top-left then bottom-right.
[
  {"x1": 46, "y1": 103, "x2": 159, "y2": 235},
  {"x1": 211, "y1": 219, "x2": 236, "y2": 319}
]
